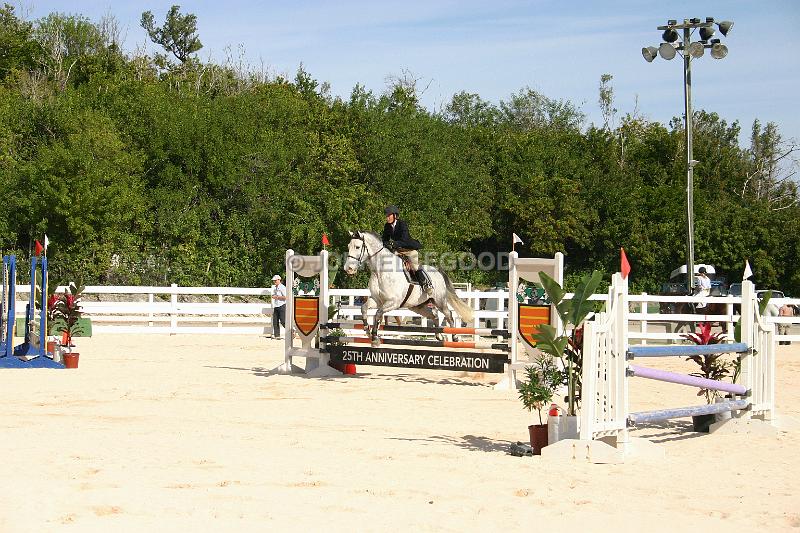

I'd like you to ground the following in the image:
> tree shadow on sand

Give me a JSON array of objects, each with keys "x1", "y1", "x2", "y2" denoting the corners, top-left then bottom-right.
[{"x1": 389, "y1": 434, "x2": 514, "y2": 453}]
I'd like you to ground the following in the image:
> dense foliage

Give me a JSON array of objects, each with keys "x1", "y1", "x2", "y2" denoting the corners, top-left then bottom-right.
[{"x1": 1, "y1": 5, "x2": 798, "y2": 294}]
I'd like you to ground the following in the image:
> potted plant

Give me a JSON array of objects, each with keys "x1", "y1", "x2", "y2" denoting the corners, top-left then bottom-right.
[
  {"x1": 533, "y1": 270, "x2": 603, "y2": 437},
  {"x1": 518, "y1": 354, "x2": 563, "y2": 454},
  {"x1": 52, "y1": 283, "x2": 86, "y2": 368},
  {"x1": 681, "y1": 322, "x2": 733, "y2": 432}
]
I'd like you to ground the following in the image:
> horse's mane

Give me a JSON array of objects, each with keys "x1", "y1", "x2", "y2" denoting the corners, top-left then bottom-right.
[
  {"x1": 359, "y1": 230, "x2": 381, "y2": 239},
  {"x1": 358, "y1": 231, "x2": 383, "y2": 245}
]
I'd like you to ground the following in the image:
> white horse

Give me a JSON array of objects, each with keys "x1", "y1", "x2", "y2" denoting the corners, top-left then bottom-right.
[{"x1": 343, "y1": 231, "x2": 474, "y2": 341}]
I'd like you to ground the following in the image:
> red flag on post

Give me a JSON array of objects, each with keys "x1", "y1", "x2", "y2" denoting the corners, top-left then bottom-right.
[
  {"x1": 34, "y1": 240, "x2": 44, "y2": 257},
  {"x1": 620, "y1": 247, "x2": 631, "y2": 279},
  {"x1": 322, "y1": 233, "x2": 330, "y2": 247}
]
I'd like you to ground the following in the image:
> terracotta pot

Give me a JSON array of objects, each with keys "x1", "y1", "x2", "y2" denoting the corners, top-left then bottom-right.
[
  {"x1": 528, "y1": 424, "x2": 548, "y2": 455},
  {"x1": 46, "y1": 341, "x2": 57, "y2": 355},
  {"x1": 63, "y1": 352, "x2": 79, "y2": 369}
]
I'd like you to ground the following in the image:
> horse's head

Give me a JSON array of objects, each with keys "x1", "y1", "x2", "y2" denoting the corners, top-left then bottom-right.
[{"x1": 344, "y1": 231, "x2": 367, "y2": 275}]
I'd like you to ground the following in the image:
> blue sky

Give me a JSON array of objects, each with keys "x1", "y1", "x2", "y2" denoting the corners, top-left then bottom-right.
[{"x1": 16, "y1": 0, "x2": 800, "y2": 145}]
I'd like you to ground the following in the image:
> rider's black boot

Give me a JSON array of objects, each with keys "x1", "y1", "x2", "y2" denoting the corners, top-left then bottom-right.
[{"x1": 417, "y1": 269, "x2": 434, "y2": 295}]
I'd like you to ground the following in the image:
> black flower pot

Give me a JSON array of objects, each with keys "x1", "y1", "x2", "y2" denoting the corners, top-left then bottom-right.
[{"x1": 692, "y1": 413, "x2": 715, "y2": 433}]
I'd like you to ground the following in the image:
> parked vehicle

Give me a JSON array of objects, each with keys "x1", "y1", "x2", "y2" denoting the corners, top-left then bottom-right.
[
  {"x1": 661, "y1": 264, "x2": 729, "y2": 297},
  {"x1": 729, "y1": 283, "x2": 784, "y2": 300}
]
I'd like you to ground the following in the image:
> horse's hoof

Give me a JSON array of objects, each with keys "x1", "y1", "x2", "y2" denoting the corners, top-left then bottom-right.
[{"x1": 371, "y1": 338, "x2": 381, "y2": 348}]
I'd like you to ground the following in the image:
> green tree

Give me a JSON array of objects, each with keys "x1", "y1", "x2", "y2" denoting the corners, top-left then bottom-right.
[
  {"x1": 0, "y1": 4, "x2": 42, "y2": 80},
  {"x1": 140, "y1": 5, "x2": 202, "y2": 64}
]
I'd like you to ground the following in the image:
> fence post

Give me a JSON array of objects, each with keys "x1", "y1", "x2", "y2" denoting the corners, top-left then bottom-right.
[
  {"x1": 640, "y1": 292, "x2": 648, "y2": 345},
  {"x1": 170, "y1": 283, "x2": 178, "y2": 334},
  {"x1": 218, "y1": 294, "x2": 224, "y2": 328}
]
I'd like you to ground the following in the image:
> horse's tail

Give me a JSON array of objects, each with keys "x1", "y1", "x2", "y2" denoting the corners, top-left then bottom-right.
[{"x1": 440, "y1": 270, "x2": 474, "y2": 323}]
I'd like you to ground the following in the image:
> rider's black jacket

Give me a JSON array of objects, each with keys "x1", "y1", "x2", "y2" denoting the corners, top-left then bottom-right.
[{"x1": 382, "y1": 219, "x2": 421, "y2": 250}]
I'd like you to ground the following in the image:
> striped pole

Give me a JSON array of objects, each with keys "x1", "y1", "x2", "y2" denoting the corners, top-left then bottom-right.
[
  {"x1": 629, "y1": 364, "x2": 748, "y2": 396},
  {"x1": 629, "y1": 400, "x2": 749, "y2": 424},
  {"x1": 627, "y1": 343, "x2": 749, "y2": 358},
  {"x1": 321, "y1": 336, "x2": 511, "y2": 352},
  {"x1": 322, "y1": 323, "x2": 510, "y2": 338}
]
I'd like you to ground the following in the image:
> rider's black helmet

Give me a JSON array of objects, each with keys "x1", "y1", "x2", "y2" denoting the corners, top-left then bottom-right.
[
  {"x1": 384, "y1": 205, "x2": 399, "y2": 217},
  {"x1": 698, "y1": 267, "x2": 707, "y2": 274}
]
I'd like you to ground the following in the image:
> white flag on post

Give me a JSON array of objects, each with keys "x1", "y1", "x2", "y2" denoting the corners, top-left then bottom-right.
[
  {"x1": 743, "y1": 260, "x2": 753, "y2": 281},
  {"x1": 44, "y1": 234, "x2": 49, "y2": 254},
  {"x1": 512, "y1": 233, "x2": 524, "y2": 245}
]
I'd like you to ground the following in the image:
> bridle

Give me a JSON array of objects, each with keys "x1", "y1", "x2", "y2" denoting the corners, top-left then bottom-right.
[{"x1": 347, "y1": 234, "x2": 384, "y2": 267}]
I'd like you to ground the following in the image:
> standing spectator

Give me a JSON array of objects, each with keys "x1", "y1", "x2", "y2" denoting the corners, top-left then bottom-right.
[
  {"x1": 271, "y1": 274, "x2": 287, "y2": 339},
  {"x1": 778, "y1": 304, "x2": 794, "y2": 345}
]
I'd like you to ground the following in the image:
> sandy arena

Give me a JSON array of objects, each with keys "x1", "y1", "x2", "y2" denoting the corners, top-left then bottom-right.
[{"x1": 1, "y1": 334, "x2": 799, "y2": 532}]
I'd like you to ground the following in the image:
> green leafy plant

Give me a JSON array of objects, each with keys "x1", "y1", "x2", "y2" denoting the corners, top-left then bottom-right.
[
  {"x1": 682, "y1": 322, "x2": 732, "y2": 403},
  {"x1": 533, "y1": 270, "x2": 603, "y2": 416},
  {"x1": 51, "y1": 283, "x2": 86, "y2": 351},
  {"x1": 325, "y1": 327, "x2": 347, "y2": 346},
  {"x1": 518, "y1": 355, "x2": 563, "y2": 425}
]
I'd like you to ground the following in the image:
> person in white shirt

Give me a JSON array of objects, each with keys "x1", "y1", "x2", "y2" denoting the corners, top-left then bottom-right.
[
  {"x1": 693, "y1": 267, "x2": 712, "y2": 309},
  {"x1": 271, "y1": 274, "x2": 287, "y2": 339}
]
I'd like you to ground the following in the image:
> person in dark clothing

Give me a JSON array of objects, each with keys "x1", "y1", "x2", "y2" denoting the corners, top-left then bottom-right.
[{"x1": 381, "y1": 205, "x2": 433, "y2": 294}]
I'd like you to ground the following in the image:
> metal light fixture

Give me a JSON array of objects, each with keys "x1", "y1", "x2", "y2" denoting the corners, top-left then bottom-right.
[
  {"x1": 659, "y1": 42, "x2": 677, "y2": 60},
  {"x1": 642, "y1": 17, "x2": 733, "y2": 292},
  {"x1": 662, "y1": 28, "x2": 679, "y2": 43},
  {"x1": 642, "y1": 46, "x2": 659, "y2": 62},
  {"x1": 717, "y1": 20, "x2": 734, "y2": 36},
  {"x1": 699, "y1": 26, "x2": 715, "y2": 42},
  {"x1": 688, "y1": 41, "x2": 704, "y2": 58},
  {"x1": 710, "y1": 42, "x2": 728, "y2": 59}
]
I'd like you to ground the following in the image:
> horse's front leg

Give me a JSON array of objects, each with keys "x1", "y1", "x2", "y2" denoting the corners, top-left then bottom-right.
[
  {"x1": 372, "y1": 301, "x2": 401, "y2": 346},
  {"x1": 360, "y1": 297, "x2": 372, "y2": 334},
  {"x1": 371, "y1": 305, "x2": 385, "y2": 346}
]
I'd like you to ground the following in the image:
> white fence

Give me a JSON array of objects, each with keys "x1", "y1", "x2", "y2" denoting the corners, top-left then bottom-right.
[{"x1": 9, "y1": 284, "x2": 800, "y2": 342}]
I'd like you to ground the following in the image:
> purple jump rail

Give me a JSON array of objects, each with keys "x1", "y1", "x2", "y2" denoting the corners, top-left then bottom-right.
[
  {"x1": 627, "y1": 343, "x2": 749, "y2": 358},
  {"x1": 628, "y1": 364, "x2": 748, "y2": 396}
]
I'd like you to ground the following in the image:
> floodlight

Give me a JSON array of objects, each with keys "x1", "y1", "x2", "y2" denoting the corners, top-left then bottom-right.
[
  {"x1": 662, "y1": 28, "x2": 679, "y2": 43},
  {"x1": 688, "y1": 42, "x2": 704, "y2": 58},
  {"x1": 710, "y1": 42, "x2": 728, "y2": 59},
  {"x1": 659, "y1": 43, "x2": 677, "y2": 60},
  {"x1": 699, "y1": 26, "x2": 715, "y2": 41},
  {"x1": 717, "y1": 20, "x2": 734, "y2": 36},
  {"x1": 642, "y1": 46, "x2": 659, "y2": 62}
]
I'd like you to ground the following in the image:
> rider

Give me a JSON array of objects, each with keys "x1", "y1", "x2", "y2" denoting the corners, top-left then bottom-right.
[
  {"x1": 381, "y1": 205, "x2": 433, "y2": 295},
  {"x1": 693, "y1": 266, "x2": 712, "y2": 309}
]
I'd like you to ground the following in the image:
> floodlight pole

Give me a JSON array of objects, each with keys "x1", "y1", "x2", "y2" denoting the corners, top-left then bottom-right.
[
  {"x1": 645, "y1": 17, "x2": 732, "y2": 292},
  {"x1": 683, "y1": 24, "x2": 695, "y2": 293}
]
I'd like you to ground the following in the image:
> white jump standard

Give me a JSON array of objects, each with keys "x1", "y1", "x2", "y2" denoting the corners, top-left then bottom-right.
[{"x1": 544, "y1": 273, "x2": 776, "y2": 463}]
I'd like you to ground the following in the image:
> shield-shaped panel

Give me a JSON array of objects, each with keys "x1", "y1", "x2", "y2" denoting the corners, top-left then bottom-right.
[
  {"x1": 294, "y1": 296, "x2": 320, "y2": 337},
  {"x1": 518, "y1": 304, "x2": 551, "y2": 351}
]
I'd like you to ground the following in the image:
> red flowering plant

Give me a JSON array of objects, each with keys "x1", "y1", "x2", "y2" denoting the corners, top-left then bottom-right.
[
  {"x1": 51, "y1": 283, "x2": 86, "y2": 352},
  {"x1": 681, "y1": 322, "x2": 732, "y2": 403}
]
